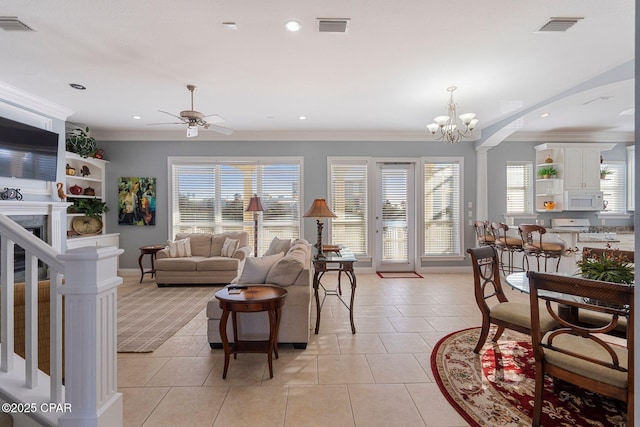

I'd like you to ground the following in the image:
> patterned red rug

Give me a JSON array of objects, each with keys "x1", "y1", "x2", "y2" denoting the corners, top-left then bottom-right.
[{"x1": 431, "y1": 327, "x2": 627, "y2": 427}]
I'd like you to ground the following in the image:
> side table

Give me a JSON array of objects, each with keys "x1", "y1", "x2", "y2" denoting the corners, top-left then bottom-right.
[
  {"x1": 215, "y1": 286, "x2": 287, "y2": 379},
  {"x1": 138, "y1": 244, "x2": 165, "y2": 283}
]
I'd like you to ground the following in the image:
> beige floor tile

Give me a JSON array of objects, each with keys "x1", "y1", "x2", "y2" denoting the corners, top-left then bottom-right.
[
  {"x1": 118, "y1": 357, "x2": 169, "y2": 387},
  {"x1": 337, "y1": 333, "x2": 387, "y2": 354},
  {"x1": 379, "y1": 332, "x2": 430, "y2": 354},
  {"x1": 395, "y1": 304, "x2": 439, "y2": 317},
  {"x1": 146, "y1": 356, "x2": 218, "y2": 386},
  {"x1": 424, "y1": 316, "x2": 473, "y2": 332},
  {"x1": 406, "y1": 383, "x2": 468, "y2": 426},
  {"x1": 285, "y1": 385, "x2": 354, "y2": 427},
  {"x1": 302, "y1": 333, "x2": 341, "y2": 355},
  {"x1": 347, "y1": 316, "x2": 396, "y2": 333},
  {"x1": 389, "y1": 316, "x2": 436, "y2": 333},
  {"x1": 173, "y1": 315, "x2": 207, "y2": 336},
  {"x1": 366, "y1": 354, "x2": 429, "y2": 383},
  {"x1": 203, "y1": 353, "x2": 268, "y2": 386},
  {"x1": 317, "y1": 354, "x2": 374, "y2": 384},
  {"x1": 349, "y1": 384, "x2": 425, "y2": 427},
  {"x1": 120, "y1": 386, "x2": 169, "y2": 427},
  {"x1": 261, "y1": 353, "x2": 318, "y2": 385},
  {"x1": 213, "y1": 385, "x2": 288, "y2": 427},
  {"x1": 142, "y1": 386, "x2": 228, "y2": 427},
  {"x1": 152, "y1": 335, "x2": 210, "y2": 357}
]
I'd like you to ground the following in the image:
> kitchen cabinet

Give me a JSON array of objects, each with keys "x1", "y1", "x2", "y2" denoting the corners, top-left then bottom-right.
[
  {"x1": 534, "y1": 146, "x2": 564, "y2": 211},
  {"x1": 64, "y1": 151, "x2": 119, "y2": 249},
  {"x1": 564, "y1": 147, "x2": 601, "y2": 190}
]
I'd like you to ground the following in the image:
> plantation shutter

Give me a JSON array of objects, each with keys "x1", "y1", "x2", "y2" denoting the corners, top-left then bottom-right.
[
  {"x1": 329, "y1": 160, "x2": 368, "y2": 255},
  {"x1": 171, "y1": 164, "x2": 216, "y2": 235},
  {"x1": 506, "y1": 161, "x2": 533, "y2": 214},
  {"x1": 423, "y1": 160, "x2": 462, "y2": 256},
  {"x1": 600, "y1": 162, "x2": 626, "y2": 213}
]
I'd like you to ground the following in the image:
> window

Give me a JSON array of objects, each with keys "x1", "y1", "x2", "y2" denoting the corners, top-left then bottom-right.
[
  {"x1": 506, "y1": 161, "x2": 533, "y2": 214},
  {"x1": 423, "y1": 159, "x2": 462, "y2": 257},
  {"x1": 328, "y1": 159, "x2": 368, "y2": 255},
  {"x1": 600, "y1": 162, "x2": 626, "y2": 213},
  {"x1": 169, "y1": 158, "x2": 302, "y2": 255}
]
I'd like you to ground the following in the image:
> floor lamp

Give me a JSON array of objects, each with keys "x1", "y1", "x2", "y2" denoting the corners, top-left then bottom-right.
[
  {"x1": 246, "y1": 195, "x2": 264, "y2": 257},
  {"x1": 303, "y1": 198, "x2": 337, "y2": 260}
]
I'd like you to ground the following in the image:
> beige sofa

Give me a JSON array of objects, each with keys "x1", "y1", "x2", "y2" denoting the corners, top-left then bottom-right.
[
  {"x1": 155, "y1": 232, "x2": 251, "y2": 286},
  {"x1": 207, "y1": 238, "x2": 312, "y2": 349}
]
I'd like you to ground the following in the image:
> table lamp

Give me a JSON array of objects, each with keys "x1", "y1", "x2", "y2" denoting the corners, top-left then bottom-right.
[
  {"x1": 303, "y1": 198, "x2": 337, "y2": 260},
  {"x1": 245, "y1": 195, "x2": 264, "y2": 257}
]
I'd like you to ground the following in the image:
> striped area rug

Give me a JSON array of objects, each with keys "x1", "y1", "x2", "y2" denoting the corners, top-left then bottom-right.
[{"x1": 117, "y1": 284, "x2": 218, "y2": 352}]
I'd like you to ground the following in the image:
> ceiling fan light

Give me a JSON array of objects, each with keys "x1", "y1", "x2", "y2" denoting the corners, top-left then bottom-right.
[
  {"x1": 459, "y1": 113, "x2": 476, "y2": 124},
  {"x1": 426, "y1": 123, "x2": 440, "y2": 134},
  {"x1": 186, "y1": 126, "x2": 198, "y2": 138},
  {"x1": 434, "y1": 115, "x2": 450, "y2": 126}
]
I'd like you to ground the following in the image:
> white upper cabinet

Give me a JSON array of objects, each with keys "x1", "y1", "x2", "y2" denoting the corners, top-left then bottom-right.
[{"x1": 564, "y1": 147, "x2": 602, "y2": 190}]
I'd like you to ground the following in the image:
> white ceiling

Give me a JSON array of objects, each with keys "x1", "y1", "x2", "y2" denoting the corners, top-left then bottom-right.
[{"x1": 0, "y1": 0, "x2": 635, "y2": 142}]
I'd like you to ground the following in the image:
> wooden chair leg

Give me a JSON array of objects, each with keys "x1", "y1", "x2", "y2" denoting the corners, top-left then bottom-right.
[
  {"x1": 492, "y1": 325, "x2": 505, "y2": 342},
  {"x1": 532, "y1": 361, "x2": 545, "y2": 427},
  {"x1": 474, "y1": 320, "x2": 491, "y2": 353}
]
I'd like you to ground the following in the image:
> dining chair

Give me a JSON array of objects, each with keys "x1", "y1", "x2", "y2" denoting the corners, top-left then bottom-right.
[
  {"x1": 473, "y1": 220, "x2": 495, "y2": 247},
  {"x1": 491, "y1": 222, "x2": 524, "y2": 275},
  {"x1": 467, "y1": 246, "x2": 557, "y2": 353},
  {"x1": 527, "y1": 271, "x2": 633, "y2": 427},
  {"x1": 518, "y1": 224, "x2": 564, "y2": 272}
]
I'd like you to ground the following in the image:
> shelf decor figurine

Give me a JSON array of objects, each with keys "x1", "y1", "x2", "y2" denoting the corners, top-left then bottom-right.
[{"x1": 544, "y1": 155, "x2": 553, "y2": 163}]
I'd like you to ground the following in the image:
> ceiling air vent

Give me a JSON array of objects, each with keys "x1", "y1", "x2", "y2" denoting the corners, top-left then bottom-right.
[
  {"x1": 0, "y1": 16, "x2": 34, "y2": 31},
  {"x1": 537, "y1": 17, "x2": 583, "y2": 32},
  {"x1": 317, "y1": 18, "x2": 350, "y2": 33}
]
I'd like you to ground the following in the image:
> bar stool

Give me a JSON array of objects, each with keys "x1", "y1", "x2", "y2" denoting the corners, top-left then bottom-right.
[
  {"x1": 491, "y1": 222, "x2": 524, "y2": 275},
  {"x1": 473, "y1": 220, "x2": 495, "y2": 247},
  {"x1": 518, "y1": 224, "x2": 564, "y2": 272}
]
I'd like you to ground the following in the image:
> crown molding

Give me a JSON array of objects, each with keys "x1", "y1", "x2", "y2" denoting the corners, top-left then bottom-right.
[
  {"x1": 0, "y1": 82, "x2": 74, "y2": 120},
  {"x1": 505, "y1": 130, "x2": 634, "y2": 143}
]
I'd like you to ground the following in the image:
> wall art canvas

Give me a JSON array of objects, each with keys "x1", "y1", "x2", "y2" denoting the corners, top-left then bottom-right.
[{"x1": 118, "y1": 177, "x2": 156, "y2": 226}]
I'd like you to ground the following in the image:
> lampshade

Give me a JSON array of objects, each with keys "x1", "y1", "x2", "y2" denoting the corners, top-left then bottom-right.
[
  {"x1": 304, "y1": 199, "x2": 337, "y2": 218},
  {"x1": 245, "y1": 195, "x2": 264, "y2": 212}
]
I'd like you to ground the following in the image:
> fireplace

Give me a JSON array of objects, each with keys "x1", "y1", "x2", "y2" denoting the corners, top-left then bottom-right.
[{"x1": 2, "y1": 215, "x2": 48, "y2": 281}]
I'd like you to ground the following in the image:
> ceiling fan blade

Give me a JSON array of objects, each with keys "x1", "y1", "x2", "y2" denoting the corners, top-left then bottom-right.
[
  {"x1": 202, "y1": 114, "x2": 225, "y2": 124},
  {"x1": 148, "y1": 122, "x2": 184, "y2": 125},
  {"x1": 158, "y1": 110, "x2": 186, "y2": 121},
  {"x1": 208, "y1": 125, "x2": 234, "y2": 135}
]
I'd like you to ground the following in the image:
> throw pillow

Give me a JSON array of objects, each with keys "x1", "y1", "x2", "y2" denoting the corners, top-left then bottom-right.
[
  {"x1": 237, "y1": 253, "x2": 284, "y2": 284},
  {"x1": 221, "y1": 238, "x2": 240, "y2": 257},
  {"x1": 265, "y1": 248, "x2": 306, "y2": 286},
  {"x1": 264, "y1": 237, "x2": 291, "y2": 256},
  {"x1": 166, "y1": 238, "x2": 191, "y2": 258}
]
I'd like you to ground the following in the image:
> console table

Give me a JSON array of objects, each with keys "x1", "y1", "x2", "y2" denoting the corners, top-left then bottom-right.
[
  {"x1": 215, "y1": 286, "x2": 287, "y2": 379},
  {"x1": 312, "y1": 247, "x2": 357, "y2": 334}
]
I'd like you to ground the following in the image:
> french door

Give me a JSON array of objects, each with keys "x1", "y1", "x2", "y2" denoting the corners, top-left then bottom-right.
[{"x1": 375, "y1": 163, "x2": 415, "y2": 272}]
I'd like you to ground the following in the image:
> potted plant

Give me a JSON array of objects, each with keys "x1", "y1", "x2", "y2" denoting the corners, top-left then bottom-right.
[
  {"x1": 537, "y1": 166, "x2": 557, "y2": 179},
  {"x1": 600, "y1": 168, "x2": 613, "y2": 179},
  {"x1": 69, "y1": 198, "x2": 109, "y2": 218},
  {"x1": 577, "y1": 247, "x2": 634, "y2": 284},
  {"x1": 66, "y1": 127, "x2": 97, "y2": 158}
]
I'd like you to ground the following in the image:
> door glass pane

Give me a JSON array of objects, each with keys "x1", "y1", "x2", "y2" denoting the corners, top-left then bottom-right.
[{"x1": 381, "y1": 168, "x2": 408, "y2": 262}]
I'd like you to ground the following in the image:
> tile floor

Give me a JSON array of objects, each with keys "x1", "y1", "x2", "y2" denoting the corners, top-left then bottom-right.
[{"x1": 118, "y1": 271, "x2": 530, "y2": 427}]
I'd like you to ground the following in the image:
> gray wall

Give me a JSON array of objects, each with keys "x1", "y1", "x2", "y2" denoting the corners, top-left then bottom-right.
[{"x1": 103, "y1": 139, "x2": 477, "y2": 269}]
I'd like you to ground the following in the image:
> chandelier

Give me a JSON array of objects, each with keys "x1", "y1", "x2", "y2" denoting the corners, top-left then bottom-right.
[{"x1": 426, "y1": 86, "x2": 478, "y2": 143}]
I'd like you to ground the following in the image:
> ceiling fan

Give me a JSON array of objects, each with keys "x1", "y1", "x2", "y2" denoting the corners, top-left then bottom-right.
[{"x1": 150, "y1": 85, "x2": 233, "y2": 137}]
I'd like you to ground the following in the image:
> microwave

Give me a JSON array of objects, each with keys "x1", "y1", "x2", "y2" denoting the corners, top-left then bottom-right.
[{"x1": 564, "y1": 190, "x2": 604, "y2": 211}]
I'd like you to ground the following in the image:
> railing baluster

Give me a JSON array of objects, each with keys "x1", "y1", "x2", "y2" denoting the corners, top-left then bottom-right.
[
  {"x1": 25, "y1": 251, "x2": 39, "y2": 388},
  {"x1": 50, "y1": 270, "x2": 64, "y2": 403},
  {"x1": 1, "y1": 235, "x2": 15, "y2": 373}
]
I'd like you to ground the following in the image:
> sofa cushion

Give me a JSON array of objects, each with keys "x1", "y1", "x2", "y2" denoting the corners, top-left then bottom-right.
[
  {"x1": 175, "y1": 233, "x2": 212, "y2": 257},
  {"x1": 264, "y1": 237, "x2": 291, "y2": 256},
  {"x1": 166, "y1": 238, "x2": 192, "y2": 258},
  {"x1": 155, "y1": 256, "x2": 204, "y2": 271},
  {"x1": 237, "y1": 253, "x2": 284, "y2": 284},
  {"x1": 265, "y1": 246, "x2": 307, "y2": 286},
  {"x1": 221, "y1": 238, "x2": 239, "y2": 257},
  {"x1": 211, "y1": 232, "x2": 249, "y2": 256},
  {"x1": 197, "y1": 257, "x2": 240, "y2": 271}
]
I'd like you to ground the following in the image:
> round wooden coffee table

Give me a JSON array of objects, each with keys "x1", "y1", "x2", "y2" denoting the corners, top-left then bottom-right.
[{"x1": 215, "y1": 286, "x2": 287, "y2": 379}]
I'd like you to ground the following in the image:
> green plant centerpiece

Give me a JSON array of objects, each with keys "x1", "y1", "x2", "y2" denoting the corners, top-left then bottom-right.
[
  {"x1": 69, "y1": 198, "x2": 109, "y2": 218},
  {"x1": 577, "y1": 247, "x2": 634, "y2": 284},
  {"x1": 66, "y1": 127, "x2": 97, "y2": 158},
  {"x1": 600, "y1": 168, "x2": 613, "y2": 179},
  {"x1": 537, "y1": 166, "x2": 557, "y2": 179}
]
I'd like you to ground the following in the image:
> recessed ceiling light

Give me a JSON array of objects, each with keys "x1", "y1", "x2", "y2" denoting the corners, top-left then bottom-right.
[
  {"x1": 285, "y1": 21, "x2": 301, "y2": 32},
  {"x1": 132, "y1": 115, "x2": 141, "y2": 120},
  {"x1": 298, "y1": 116, "x2": 306, "y2": 120},
  {"x1": 540, "y1": 112, "x2": 550, "y2": 118},
  {"x1": 69, "y1": 83, "x2": 86, "y2": 90},
  {"x1": 222, "y1": 22, "x2": 238, "y2": 30}
]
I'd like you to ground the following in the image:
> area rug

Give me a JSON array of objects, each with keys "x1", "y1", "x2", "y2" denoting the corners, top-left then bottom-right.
[
  {"x1": 431, "y1": 327, "x2": 627, "y2": 427},
  {"x1": 376, "y1": 271, "x2": 423, "y2": 278},
  {"x1": 117, "y1": 285, "x2": 217, "y2": 352}
]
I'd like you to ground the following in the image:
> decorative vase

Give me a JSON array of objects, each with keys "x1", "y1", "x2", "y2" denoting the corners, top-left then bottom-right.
[
  {"x1": 544, "y1": 155, "x2": 553, "y2": 163},
  {"x1": 69, "y1": 185, "x2": 83, "y2": 195},
  {"x1": 544, "y1": 201, "x2": 555, "y2": 210}
]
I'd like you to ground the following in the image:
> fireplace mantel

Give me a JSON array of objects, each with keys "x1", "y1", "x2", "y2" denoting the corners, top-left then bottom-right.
[{"x1": 0, "y1": 200, "x2": 71, "y2": 251}]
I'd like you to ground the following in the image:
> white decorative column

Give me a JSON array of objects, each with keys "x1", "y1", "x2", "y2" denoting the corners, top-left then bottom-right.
[
  {"x1": 57, "y1": 246, "x2": 124, "y2": 427},
  {"x1": 475, "y1": 146, "x2": 490, "y2": 220}
]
